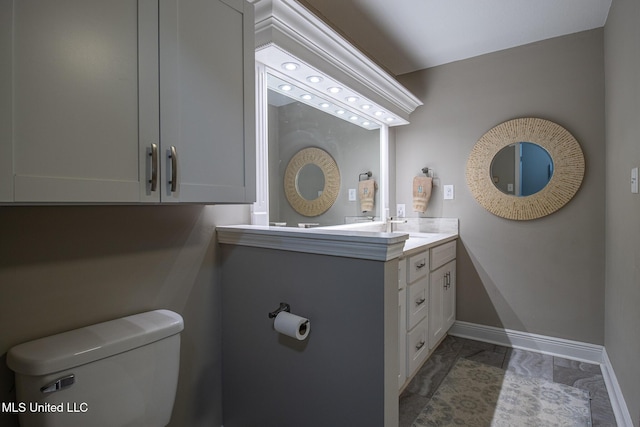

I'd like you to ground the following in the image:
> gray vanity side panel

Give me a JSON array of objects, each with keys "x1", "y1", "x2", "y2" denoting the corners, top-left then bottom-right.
[{"x1": 220, "y1": 244, "x2": 395, "y2": 427}]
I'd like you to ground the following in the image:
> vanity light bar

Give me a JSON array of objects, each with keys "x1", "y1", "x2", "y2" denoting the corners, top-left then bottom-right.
[
  {"x1": 267, "y1": 73, "x2": 381, "y2": 130},
  {"x1": 256, "y1": 45, "x2": 408, "y2": 128}
]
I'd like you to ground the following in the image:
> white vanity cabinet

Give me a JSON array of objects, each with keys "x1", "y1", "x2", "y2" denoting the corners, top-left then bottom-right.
[
  {"x1": 399, "y1": 238, "x2": 457, "y2": 391},
  {"x1": 0, "y1": 0, "x2": 255, "y2": 204}
]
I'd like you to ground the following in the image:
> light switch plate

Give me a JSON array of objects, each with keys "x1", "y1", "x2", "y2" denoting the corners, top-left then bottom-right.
[
  {"x1": 632, "y1": 167, "x2": 638, "y2": 194},
  {"x1": 396, "y1": 204, "x2": 405, "y2": 218},
  {"x1": 348, "y1": 188, "x2": 356, "y2": 201},
  {"x1": 443, "y1": 185, "x2": 454, "y2": 200}
]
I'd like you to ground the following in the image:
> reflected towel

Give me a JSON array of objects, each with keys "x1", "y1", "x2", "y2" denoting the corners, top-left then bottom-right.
[
  {"x1": 413, "y1": 176, "x2": 432, "y2": 213},
  {"x1": 358, "y1": 179, "x2": 376, "y2": 212}
]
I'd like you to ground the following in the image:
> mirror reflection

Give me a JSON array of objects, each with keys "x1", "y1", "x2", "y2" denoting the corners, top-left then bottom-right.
[
  {"x1": 491, "y1": 142, "x2": 554, "y2": 196},
  {"x1": 296, "y1": 163, "x2": 325, "y2": 201},
  {"x1": 267, "y1": 76, "x2": 380, "y2": 226}
]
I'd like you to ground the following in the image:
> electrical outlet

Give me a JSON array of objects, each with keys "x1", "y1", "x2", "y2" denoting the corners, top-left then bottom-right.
[
  {"x1": 632, "y1": 167, "x2": 638, "y2": 194},
  {"x1": 348, "y1": 188, "x2": 356, "y2": 201},
  {"x1": 443, "y1": 185, "x2": 454, "y2": 200},
  {"x1": 396, "y1": 204, "x2": 405, "y2": 218}
]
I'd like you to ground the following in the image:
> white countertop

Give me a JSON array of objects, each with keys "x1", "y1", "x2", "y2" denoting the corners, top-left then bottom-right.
[
  {"x1": 217, "y1": 224, "x2": 409, "y2": 261},
  {"x1": 399, "y1": 233, "x2": 458, "y2": 257},
  {"x1": 217, "y1": 224, "x2": 457, "y2": 261}
]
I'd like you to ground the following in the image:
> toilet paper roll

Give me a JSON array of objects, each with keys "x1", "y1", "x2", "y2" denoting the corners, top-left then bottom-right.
[{"x1": 273, "y1": 311, "x2": 310, "y2": 340}]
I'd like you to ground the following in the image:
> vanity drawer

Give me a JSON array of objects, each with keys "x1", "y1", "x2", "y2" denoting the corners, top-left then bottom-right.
[
  {"x1": 430, "y1": 240, "x2": 456, "y2": 271},
  {"x1": 407, "y1": 275, "x2": 428, "y2": 329},
  {"x1": 407, "y1": 317, "x2": 429, "y2": 377},
  {"x1": 407, "y1": 251, "x2": 429, "y2": 283}
]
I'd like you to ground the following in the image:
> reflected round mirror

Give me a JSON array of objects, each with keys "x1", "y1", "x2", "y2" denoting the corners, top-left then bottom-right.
[
  {"x1": 490, "y1": 142, "x2": 554, "y2": 196},
  {"x1": 296, "y1": 163, "x2": 325, "y2": 200},
  {"x1": 466, "y1": 118, "x2": 585, "y2": 220},
  {"x1": 284, "y1": 147, "x2": 341, "y2": 217}
]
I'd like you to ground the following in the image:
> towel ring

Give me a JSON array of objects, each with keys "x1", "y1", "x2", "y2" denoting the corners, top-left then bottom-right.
[{"x1": 359, "y1": 171, "x2": 372, "y2": 181}]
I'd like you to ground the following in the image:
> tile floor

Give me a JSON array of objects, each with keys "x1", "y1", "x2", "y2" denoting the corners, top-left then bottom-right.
[{"x1": 399, "y1": 335, "x2": 616, "y2": 426}]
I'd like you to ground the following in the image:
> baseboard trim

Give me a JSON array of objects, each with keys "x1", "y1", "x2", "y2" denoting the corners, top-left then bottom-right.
[
  {"x1": 448, "y1": 321, "x2": 633, "y2": 426},
  {"x1": 601, "y1": 348, "x2": 635, "y2": 427},
  {"x1": 449, "y1": 321, "x2": 604, "y2": 363}
]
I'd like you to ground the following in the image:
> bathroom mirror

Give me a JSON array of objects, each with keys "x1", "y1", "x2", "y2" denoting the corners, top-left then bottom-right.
[
  {"x1": 490, "y1": 142, "x2": 554, "y2": 196},
  {"x1": 264, "y1": 74, "x2": 382, "y2": 225},
  {"x1": 467, "y1": 118, "x2": 584, "y2": 220}
]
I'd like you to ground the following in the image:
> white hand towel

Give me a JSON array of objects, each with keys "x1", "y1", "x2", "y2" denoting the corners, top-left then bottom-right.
[
  {"x1": 358, "y1": 179, "x2": 376, "y2": 212},
  {"x1": 413, "y1": 176, "x2": 432, "y2": 213}
]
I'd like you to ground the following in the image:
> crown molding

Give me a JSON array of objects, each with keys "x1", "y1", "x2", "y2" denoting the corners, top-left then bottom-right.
[{"x1": 253, "y1": 0, "x2": 422, "y2": 122}]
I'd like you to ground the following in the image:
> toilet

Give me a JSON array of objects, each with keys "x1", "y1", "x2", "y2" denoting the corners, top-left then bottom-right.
[{"x1": 7, "y1": 309, "x2": 184, "y2": 427}]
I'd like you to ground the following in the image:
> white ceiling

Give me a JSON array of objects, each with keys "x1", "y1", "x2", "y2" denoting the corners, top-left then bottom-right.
[{"x1": 300, "y1": 0, "x2": 612, "y2": 76}]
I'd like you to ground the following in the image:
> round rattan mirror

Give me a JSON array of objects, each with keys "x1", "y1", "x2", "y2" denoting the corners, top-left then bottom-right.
[
  {"x1": 284, "y1": 147, "x2": 341, "y2": 217},
  {"x1": 466, "y1": 118, "x2": 585, "y2": 220}
]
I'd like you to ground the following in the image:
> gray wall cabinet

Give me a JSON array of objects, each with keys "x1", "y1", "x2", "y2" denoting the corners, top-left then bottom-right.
[{"x1": 1, "y1": 0, "x2": 255, "y2": 204}]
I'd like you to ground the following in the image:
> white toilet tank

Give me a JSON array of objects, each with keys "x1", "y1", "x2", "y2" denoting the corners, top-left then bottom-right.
[{"x1": 7, "y1": 309, "x2": 184, "y2": 427}]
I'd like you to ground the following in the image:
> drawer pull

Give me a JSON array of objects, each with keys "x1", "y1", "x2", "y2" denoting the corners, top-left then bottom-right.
[
  {"x1": 415, "y1": 297, "x2": 426, "y2": 306},
  {"x1": 415, "y1": 341, "x2": 426, "y2": 351},
  {"x1": 415, "y1": 261, "x2": 426, "y2": 269}
]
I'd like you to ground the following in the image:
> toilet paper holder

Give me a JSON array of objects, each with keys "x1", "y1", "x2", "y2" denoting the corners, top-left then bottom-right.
[{"x1": 268, "y1": 302, "x2": 291, "y2": 319}]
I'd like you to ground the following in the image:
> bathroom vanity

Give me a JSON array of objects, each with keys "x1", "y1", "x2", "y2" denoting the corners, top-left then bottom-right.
[
  {"x1": 217, "y1": 219, "x2": 457, "y2": 427},
  {"x1": 398, "y1": 236, "x2": 457, "y2": 390}
]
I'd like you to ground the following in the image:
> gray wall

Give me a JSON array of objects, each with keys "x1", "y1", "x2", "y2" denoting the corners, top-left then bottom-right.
[
  {"x1": 394, "y1": 29, "x2": 606, "y2": 344},
  {"x1": 604, "y1": 0, "x2": 640, "y2": 424},
  {"x1": 269, "y1": 100, "x2": 381, "y2": 226},
  {"x1": 0, "y1": 205, "x2": 249, "y2": 427}
]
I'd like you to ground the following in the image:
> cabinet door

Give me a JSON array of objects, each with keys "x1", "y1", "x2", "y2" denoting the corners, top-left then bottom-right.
[
  {"x1": 443, "y1": 261, "x2": 456, "y2": 331},
  {"x1": 4, "y1": 0, "x2": 158, "y2": 203},
  {"x1": 429, "y1": 261, "x2": 456, "y2": 349},
  {"x1": 0, "y1": 1, "x2": 12, "y2": 201},
  {"x1": 159, "y1": 0, "x2": 255, "y2": 203},
  {"x1": 429, "y1": 265, "x2": 445, "y2": 349}
]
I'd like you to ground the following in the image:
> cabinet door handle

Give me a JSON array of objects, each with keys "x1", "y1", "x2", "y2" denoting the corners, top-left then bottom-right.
[
  {"x1": 415, "y1": 341, "x2": 425, "y2": 351},
  {"x1": 149, "y1": 144, "x2": 158, "y2": 192},
  {"x1": 168, "y1": 146, "x2": 177, "y2": 192},
  {"x1": 415, "y1": 297, "x2": 426, "y2": 306}
]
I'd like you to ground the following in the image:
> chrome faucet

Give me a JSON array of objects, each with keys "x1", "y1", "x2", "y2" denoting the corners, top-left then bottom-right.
[{"x1": 386, "y1": 217, "x2": 407, "y2": 233}]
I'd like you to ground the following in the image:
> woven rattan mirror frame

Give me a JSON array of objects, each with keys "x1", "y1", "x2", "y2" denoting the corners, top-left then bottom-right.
[
  {"x1": 466, "y1": 118, "x2": 585, "y2": 220},
  {"x1": 284, "y1": 147, "x2": 341, "y2": 217}
]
